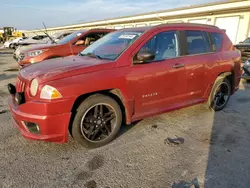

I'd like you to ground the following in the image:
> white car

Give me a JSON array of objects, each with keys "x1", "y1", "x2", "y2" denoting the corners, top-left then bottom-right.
[
  {"x1": 16, "y1": 35, "x2": 48, "y2": 46},
  {"x1": 3, "y1": 40, "x2": 12, "y2": 48},
  {"x1": 4, "y1": 37, "x2": 25, "y2": 49}
]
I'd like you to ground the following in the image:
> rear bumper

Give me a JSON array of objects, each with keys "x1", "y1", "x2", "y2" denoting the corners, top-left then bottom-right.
[
  {"x1": 8, "y1": 96, "x2": 72, "y2": 143},
  {"x1": 242, "y1": 64, "x2": 250, "y2": 80}
]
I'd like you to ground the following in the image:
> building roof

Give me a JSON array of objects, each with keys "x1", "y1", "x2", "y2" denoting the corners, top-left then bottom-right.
[{"x1": 26, "y1": 0, "x2": 250, "y2": 32}]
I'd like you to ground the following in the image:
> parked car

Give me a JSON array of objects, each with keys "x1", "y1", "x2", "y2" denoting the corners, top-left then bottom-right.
[
  {"x1": 14, "y1": 35, "x2": 48, "y2": 48},
  {"x1": 8, "y1": 23, "x2": 242, "y2": 148},
  {"x1": 13, "y1": 31, "x2": 73, "y2": 61},
  {"x1": 15, "y1": 29, "x2": 115, "y2": 68},
  {"x1": 242, "y1": 58, "x2": 250, "y2": 80},
  {"x1": 3, "y1": 37, "x2": 24, "y2": 48},
  {"x1": 49, "y1": 31, "x2": 73, "y2": 43},
  {"x1": 235, "y1": 37, "x2": 250, "y2": 62}
]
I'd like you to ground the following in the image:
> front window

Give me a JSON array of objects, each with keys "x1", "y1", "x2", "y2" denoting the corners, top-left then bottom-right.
[
  {"x1": 57, "y1": 31, "x2": 85, "y2": 44},
  {"x1": 79, "y1": 31, "x2": 143, "y2": 60},
  {"x1": 137, "y1": 31, "x2": 180, "y2": 61}
]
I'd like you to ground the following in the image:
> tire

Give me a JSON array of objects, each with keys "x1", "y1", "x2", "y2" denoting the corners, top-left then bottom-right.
[
  {"x1": 13, "y1": 44, "x2": 18, "y2": 50},
  {"x1": 207, "y1": 77, "x2": 231, "y2": 111},
  {"x1": 71, "y1": 94, "x2": 122, "y2": 148},
  {"x1": 9, "y1": 44, "x2": 14, "y2": 49}
]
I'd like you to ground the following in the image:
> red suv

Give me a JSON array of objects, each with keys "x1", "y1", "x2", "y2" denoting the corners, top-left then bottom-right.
[
  {"x1": 8, "y1": 23, "x2": 242, "y2": 148},
  {"x1": 17, "y1": 29, "x2": 115, "y2": 68}
]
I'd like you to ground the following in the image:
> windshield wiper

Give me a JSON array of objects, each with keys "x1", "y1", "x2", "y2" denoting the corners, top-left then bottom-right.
[{"x1": 79, "y1": 52, "x2": 102, "y2": 59}]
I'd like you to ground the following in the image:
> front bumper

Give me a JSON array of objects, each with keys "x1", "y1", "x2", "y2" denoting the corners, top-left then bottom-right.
[
  {"x1": 18, "y1": 56, "x2": 41, "y2": 68},
  {"x1": 8, "y1": 96, "x2": 72, "y2": 143},
  {"x1": 13, "y1": 53, "x2": 18, "y2": 61}
]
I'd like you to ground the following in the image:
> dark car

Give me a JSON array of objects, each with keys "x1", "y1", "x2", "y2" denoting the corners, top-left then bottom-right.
[
  {"x1": 235, "y1": 37, "x2": 250, "y2": 62},
  {"x1": 242, "y1": 58, "x2": 250, "y2": 81}
]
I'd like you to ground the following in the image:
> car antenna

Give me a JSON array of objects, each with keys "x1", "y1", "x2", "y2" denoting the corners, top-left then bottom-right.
[
  {"x1": 36, "y1": 26, "x2": 56, "y2": 44},
  {"x1": 41, "y1": 21, "x2": 57, "y2": 44}
]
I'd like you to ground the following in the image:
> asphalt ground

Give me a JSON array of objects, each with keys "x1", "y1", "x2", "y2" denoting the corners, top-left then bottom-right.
[{"x1": 1, "y1": 47, "x2": 250, "y2": 188}]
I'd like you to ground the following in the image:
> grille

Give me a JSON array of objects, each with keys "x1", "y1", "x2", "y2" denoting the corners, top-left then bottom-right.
[
  {"x1": 16, "y1": 77, "x2": 26, "y2": 92},
  {"x1": 18, "y1": 54, "x2": 25, "y2": 62}
]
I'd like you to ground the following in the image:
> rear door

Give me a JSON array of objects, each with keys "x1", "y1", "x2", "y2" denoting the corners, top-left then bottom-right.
[{"x1": 178, "y1": 30, "x2": 217, "y2": 100}]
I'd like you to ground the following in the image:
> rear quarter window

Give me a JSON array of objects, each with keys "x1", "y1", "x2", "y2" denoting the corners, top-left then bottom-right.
[{"x1": 211, "y1": 32, "x2": 223, "y2": 52}]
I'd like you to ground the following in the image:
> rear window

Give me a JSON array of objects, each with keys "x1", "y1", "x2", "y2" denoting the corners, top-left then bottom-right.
[
  {"x1": 186, "y1": 30, "x2": 208, "y2": 55},
  {"x1": 211, "y1": 32, "x2": 223, "y2": 52}
]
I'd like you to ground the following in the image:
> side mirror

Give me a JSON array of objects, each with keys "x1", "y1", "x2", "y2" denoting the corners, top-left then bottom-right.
[
  {"x1": 75, "y1": 40, "x2": 85, "y2": 46},
  {"x1": 134, "y1": 50, "x2": 155, "y2": 64}
]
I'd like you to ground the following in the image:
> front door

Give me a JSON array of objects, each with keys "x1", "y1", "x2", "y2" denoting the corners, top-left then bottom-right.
[{"x1": 128, "y1": 30, "x2": 188, "y2": 118}]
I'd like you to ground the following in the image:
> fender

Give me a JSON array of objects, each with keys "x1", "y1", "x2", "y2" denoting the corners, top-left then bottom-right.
[{"x1": 203, "y1": 71, "x2": 233, "y2": 100}]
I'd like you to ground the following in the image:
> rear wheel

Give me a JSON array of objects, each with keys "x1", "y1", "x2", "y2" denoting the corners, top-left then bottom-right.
[
  {"x1": 208, "y1": 77, "x2": 231, "y2": 111},
  {"x1": 71, "y1": 94, "x2": 122, "y2": 148}
]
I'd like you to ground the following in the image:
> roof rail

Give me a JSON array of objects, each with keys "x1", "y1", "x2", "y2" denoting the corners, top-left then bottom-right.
[{"x1": 156, "y1": 22, "x2": 219, "y2": 29}]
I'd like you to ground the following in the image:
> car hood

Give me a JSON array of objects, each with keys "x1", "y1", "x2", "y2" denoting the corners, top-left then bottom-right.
[
  {"x1": 18, "y1": 38, "x2": 49, "y2": 45},
  {"x1": 21, "y1": 43, "x2": 59, "y2": 53},
  {"x1": 13, "y1": 37, "x2": 23, "y2": 43},
  {"x1": 20, "y1": 56, "x2": 115, "y2": 83}
]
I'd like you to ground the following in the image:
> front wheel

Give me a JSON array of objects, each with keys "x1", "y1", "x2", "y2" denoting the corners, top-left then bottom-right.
[
  {"x1": 71, "y1": 94, "x2": 122, "y2": 148},
  {"x1": 9, "y1": 43, "x2": 14, "y2": 49},
  {"x1": 208, "y1": 77, "x2": 231, "y2": 111}
]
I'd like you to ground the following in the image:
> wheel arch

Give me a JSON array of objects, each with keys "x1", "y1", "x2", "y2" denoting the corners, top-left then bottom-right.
[
  {"x1": 217, "y1": 71, "x2": 234, "y2": 94},
  {"x1": 69, "y1": 89, "x2": 130, "y2": 135}
]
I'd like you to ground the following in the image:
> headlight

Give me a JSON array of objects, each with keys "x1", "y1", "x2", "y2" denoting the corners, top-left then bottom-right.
[
  {"x1": 30, "y1": 79, "x2": 39, "y2": 96},
  {"x1": 40, "y1": 85, "x2": 62, "y2": 99},
  {"x1": 27, "y1": 50, "x2": 45, "y2": 57},
  {"x1": 245, "y1": 59, "x2": 250, "y2": 66}
]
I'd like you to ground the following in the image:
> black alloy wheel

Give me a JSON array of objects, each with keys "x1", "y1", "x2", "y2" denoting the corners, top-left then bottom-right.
[{"x1": 71, "y1": 94, "x2": 122, "y2": 148}]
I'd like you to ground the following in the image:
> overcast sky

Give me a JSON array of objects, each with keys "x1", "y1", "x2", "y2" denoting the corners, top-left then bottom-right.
[{"x1": 0, "y1": 0, "x2": 220, "y2": 30}]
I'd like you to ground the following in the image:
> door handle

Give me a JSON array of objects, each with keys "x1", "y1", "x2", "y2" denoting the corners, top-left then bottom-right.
[{"x1": 173, "y1": 63, "x2": 185, "y2": 68}]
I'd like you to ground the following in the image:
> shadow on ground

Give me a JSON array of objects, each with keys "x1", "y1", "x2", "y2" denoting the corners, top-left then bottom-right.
[
  {"x1": 0, "y1": 52, "x2": 13, "y2": 55},
  {"x1": 204, "y1": 84, "x2": 250, "y2": 187},
  {"x1": 0, "y1": 73, "x2": 17, "y2": 81}
]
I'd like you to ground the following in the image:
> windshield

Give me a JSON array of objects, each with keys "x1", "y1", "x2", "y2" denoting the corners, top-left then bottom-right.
[
  {"x1": 57, "y1": 31, "x2": 84, "y2": 44},
  {"x1": 79, "y1": 31, "x2": 143, "y2": 60}
]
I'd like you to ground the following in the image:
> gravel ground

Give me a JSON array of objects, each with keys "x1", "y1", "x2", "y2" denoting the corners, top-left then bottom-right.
[{"x1": 1, "y1": 46, "x2": 250, "y2": 188}]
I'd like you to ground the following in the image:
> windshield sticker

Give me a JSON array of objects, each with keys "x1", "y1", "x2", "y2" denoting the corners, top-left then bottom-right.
[
  {"x1": 118, "y1": 35, "x2": 137, "y2": 39},
  {"x1": 77, "y1": 33, "x2": 82, "y2": 36}
]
